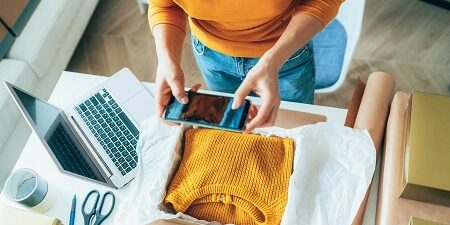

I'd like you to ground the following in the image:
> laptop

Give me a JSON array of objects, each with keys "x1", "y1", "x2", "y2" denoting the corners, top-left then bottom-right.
[{"x1": 5, "y1": 68, "x2": 155, "y2": 188}]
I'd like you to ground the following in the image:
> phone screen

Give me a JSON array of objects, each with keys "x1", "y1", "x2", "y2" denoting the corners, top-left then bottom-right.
[{"x1": 164, "y1": 92, "x2": 250, "y2": 131}]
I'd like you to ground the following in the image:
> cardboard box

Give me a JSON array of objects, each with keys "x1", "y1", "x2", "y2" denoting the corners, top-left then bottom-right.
[
  {"x1": 376, "y1": 91, "x2": 450, "y2": 225},
  {"x1": 400, "y1": 92, "x2": 450, "y2": 206},
  {"x1": 0, "y1": 206, "x2": 62, "y2": 225},
  {"x1": 149, "y1": 218, "x2": 205, "y2": 225},
  {"x1": 410, "y1": 217, "x2": 448, "y2": 225}
]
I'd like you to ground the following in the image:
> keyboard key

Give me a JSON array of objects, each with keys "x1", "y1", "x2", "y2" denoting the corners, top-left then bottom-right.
[
  {"x1": 112, "y1": 126, "x2": 119, "y2": 132},
  {"x1": 114, "y1": 141, "x2": 121, "y2": 147},
  {"x1": 118, "y1": 112, "x2": 139, "y2": 137},
  {"x1": 111, "y1": 102, "x2": 118, "y2": 109},
  {"x1": 119, "y1": 136, "x2": 126, "y2": 142},
  {"x1": 125, "y1": 167, "x2": 132, "y2": 173},
  {"x1": 95, "y1": 93, "x2": 106, "y2": 104},
  {"x1": 130, "y1": 161, "x2": 137, "y2": 168},
  {"x1": 111, "y1": 136, "x2": 118, "y2": 142},
  {"x1": 90, "y1": 96, "x2": 99, "y2": 105},
  {"x1": 80, "y1": 104, "x2": 88, "y2": 112}
]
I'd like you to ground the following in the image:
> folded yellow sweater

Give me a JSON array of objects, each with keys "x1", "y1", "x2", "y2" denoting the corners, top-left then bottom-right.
[{"x1": 164, "y1": 128, "x2": 295, "y2": 225}]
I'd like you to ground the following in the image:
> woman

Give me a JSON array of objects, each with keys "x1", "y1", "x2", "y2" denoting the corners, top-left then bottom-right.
[{"x1": 148, "y1": 0, "x2": 343, "y2": 132}]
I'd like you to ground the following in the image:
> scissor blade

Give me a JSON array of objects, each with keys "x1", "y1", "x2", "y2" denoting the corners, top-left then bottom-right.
[{"x1": 89, "y1": 215, "x2": 96, "y2": 225}]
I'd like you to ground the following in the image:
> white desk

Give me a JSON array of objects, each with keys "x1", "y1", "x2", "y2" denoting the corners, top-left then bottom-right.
[{"x1": 0, "y1": 71, "x2": 377, "y2": 225}]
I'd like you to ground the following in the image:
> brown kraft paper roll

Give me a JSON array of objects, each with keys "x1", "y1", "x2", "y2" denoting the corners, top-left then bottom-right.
[
  {"x1": 351, "y1": 72, "x2": 396, "y2": 225},
  {"x1": 345, "y1": 77, "x2": 366, "y2": 128},
  {"x1": 376, "y1": 92, "x2": 450, "y2": 225}
]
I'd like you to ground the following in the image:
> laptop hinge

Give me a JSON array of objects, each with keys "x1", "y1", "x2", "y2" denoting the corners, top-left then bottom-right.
[{"x1": 70, "y1": 116, "x2": 114, "y2": 177}]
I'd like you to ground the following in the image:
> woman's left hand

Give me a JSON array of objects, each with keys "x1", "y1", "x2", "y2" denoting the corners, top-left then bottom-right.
[{"x1": 232, "y1": 58, "x2": 281, "y2": 133}]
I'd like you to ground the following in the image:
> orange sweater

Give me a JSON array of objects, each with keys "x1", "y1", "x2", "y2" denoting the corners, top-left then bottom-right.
[{"x1": 148, "y1": 0, "x2": 343, "y2": 57}]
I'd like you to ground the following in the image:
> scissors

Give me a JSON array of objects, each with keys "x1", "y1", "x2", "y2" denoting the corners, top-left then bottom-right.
[{"x1": 82, "y1": 189, "x2": 116, "y2": 225}]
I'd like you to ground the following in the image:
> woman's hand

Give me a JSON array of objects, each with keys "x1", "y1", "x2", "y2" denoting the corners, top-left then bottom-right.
[
  {"x1": 155, "y1": 60, "x2": 202, "y2": 125},
  {"x1": 232, "y1": 58, "x2": 281, "y2": 133},
  {"x1": 155, "y1": 61, "x2": 187, "y2": 118}
]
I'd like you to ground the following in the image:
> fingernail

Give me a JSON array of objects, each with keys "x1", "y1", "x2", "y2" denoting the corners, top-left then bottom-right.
[
  {"x1": 231, "y1": 101, "x2": 238, "y2": 110},
  {"x1": 180, "y1": 96, "x2": 188, "y2": 104}
]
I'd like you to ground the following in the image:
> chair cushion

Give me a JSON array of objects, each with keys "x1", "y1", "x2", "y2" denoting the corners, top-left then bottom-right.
[
  {"x1": 312, "y1": 20, "x2": 347, "y2": 89},
  {"x1": 0, "y1": 59, "x2": 38, "y2": 151},
  {"x1": 6, "y1": 0, "x2": 83, "y2": 77}
]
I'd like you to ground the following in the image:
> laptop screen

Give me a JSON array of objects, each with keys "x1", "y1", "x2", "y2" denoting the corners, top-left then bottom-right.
[{"x1": 12, "y1": 86, "x2": 106, "y2": 184}]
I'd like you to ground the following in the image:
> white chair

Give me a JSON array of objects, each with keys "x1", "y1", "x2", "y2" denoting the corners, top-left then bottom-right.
[{"x1": 314, "y1": 0, "x2": 366, "y2": 93}]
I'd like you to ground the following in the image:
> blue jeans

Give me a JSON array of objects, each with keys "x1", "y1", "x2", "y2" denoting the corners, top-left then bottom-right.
[{"x1": 191, "y1": 36, "x2": 316, "y2": 104}]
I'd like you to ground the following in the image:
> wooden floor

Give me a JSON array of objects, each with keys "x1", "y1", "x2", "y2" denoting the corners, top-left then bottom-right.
[{"x1": 67, "y1": 0, "x2": 450, "y2": 108}]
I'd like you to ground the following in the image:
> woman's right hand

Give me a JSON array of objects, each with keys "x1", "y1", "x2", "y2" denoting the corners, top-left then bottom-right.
[{"x1": 155, "y1": 61, "x2": 188, "y2": 118}]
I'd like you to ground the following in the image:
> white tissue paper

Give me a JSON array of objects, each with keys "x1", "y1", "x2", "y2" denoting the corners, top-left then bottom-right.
[{"x1": 114, "y1": 116, "x2": 376, "y2": 225}]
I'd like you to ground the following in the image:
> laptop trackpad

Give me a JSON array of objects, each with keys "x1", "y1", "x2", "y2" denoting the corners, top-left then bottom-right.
[{"x1": 123, "y1": 91, "x2": 155, "y2": 125}]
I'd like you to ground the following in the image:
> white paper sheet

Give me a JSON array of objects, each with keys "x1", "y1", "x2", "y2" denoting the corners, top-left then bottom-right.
[{"x1": 114, "y1": 116, "x2": 376, "y2": 225}]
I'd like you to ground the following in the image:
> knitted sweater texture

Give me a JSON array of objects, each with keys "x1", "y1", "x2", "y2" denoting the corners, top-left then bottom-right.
[{"x1": 164, "y1": 128, "x2": 295, "y2": 225}]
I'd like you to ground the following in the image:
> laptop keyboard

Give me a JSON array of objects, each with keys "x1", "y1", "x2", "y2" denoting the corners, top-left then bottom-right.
[{"x1": 74, "y1": 88, "x2": 139, "y2": 176}]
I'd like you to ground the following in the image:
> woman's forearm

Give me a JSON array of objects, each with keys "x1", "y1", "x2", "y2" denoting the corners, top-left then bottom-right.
[
  {"x1": 152, "y1": 24, "x2": 186, "y2": 66},
  {"x1": 261, "y1": 13, "x2": 324, "y2": 70}
]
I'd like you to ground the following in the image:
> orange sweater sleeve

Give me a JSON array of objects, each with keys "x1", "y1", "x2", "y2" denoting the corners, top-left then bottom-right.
[
  {"x1": 147, "y1": 0, "x2": 187, "y2": 34},
  {"x1": 294, "y1": 0, "x2": 344, "y2": 26}
]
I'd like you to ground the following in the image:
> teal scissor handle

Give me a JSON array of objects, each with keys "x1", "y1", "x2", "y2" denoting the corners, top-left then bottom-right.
[{"x1": 82, "y1": 190, "x2": 115, "y2": 225}]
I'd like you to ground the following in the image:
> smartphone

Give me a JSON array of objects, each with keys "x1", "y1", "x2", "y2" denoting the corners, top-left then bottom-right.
[{"x1": 163, "y1": 91, "x2": 251, "y2": 132}]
